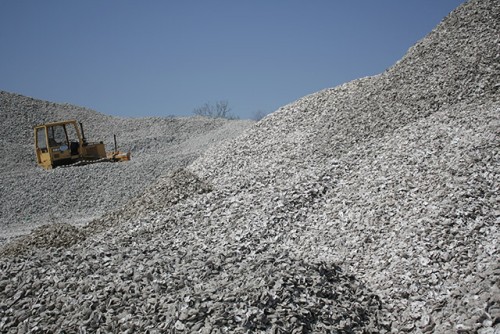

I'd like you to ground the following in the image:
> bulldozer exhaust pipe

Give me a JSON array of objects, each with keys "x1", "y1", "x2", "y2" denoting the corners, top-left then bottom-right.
[
  {"x1": 79, "y1": 122, "x2": 88, "y2": 145},
  {"x1": 113, "y1": 134, "x2": 118, "y2": 152}
]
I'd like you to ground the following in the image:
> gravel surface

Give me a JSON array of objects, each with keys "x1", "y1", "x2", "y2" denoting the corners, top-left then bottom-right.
[{"x1": 1, "y1": 0, "x2": 499, "y2": 333}]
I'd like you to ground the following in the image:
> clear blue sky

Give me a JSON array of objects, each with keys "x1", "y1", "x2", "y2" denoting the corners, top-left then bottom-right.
[{"x1": 0, "y1": 0, "x2": 465, "y2": 119}]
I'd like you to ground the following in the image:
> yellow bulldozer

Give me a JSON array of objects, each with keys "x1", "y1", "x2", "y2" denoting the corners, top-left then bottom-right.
[{"x1": 34, "y1": 120, "x2": 130, "y2": 169}]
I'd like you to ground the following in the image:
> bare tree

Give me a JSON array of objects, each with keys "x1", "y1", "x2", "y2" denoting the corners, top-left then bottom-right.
[
  {"x1": 251, "y1": 110, "x2": 268, "y2": 121},
  {"x1": 193, "y1": 100, "x2": 237, "y2": 119}
]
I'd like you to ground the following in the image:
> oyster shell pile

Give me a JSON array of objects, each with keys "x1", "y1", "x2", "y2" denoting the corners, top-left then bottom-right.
[{"x1": 1, "y1": 0, "x2": 499, "y2": 332}]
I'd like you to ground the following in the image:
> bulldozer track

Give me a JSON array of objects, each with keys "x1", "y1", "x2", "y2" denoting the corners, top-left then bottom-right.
[{"x1": 58, "y1": 157, "x2": 111, "y2": 169}]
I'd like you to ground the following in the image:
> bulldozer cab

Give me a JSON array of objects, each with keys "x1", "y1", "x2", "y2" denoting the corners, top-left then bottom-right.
[{"x1": 34, "y1": 120, "x2": 83, "y2": 169}]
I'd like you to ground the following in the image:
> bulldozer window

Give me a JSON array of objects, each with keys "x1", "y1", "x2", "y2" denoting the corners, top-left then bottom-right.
[
  {"x1": 65, "y1": 123, "x2": 79, "y2": 143},
  {"x1": 36, "y1": 128, "x2": 47, "y2": 150},
  {"x1": 48, "y1": 125, "x2": 68, "y2": 148}
]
